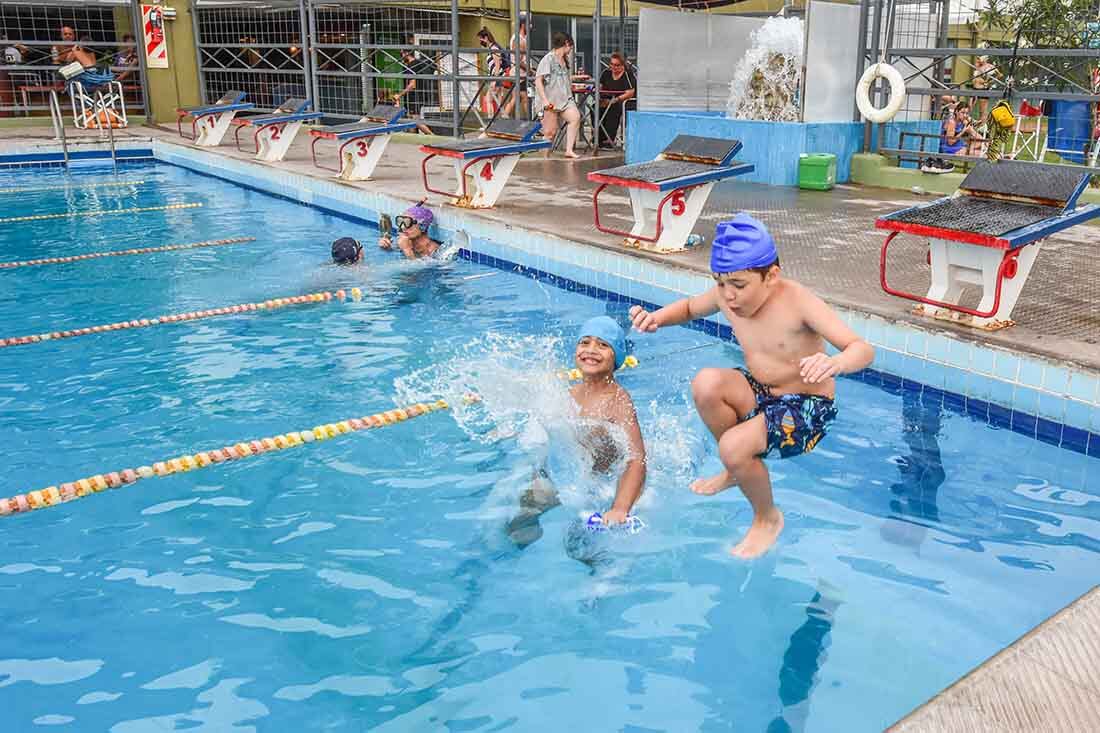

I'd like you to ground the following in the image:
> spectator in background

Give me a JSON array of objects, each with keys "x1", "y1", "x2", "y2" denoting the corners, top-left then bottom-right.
[
  {"x1": 923, "y1": 101, "x2": 982, "y2": 173},
  {"x1": 394, "y1": 45, "x2": 435, "y2": 135},
  {"x1": 534, "y1": 32, "x2": 581, "y2": 159},
  {"x1": 2, "y1": 34, "x2": 29, "y2": 65},
  {"x1": 112, "y1": 34, "x2": 137, "y2": 82},
  {"x1": 502, "y1": 13, "x2": 529, "y2": 118},
  {"x1": 477, "y1": 27, "x2": 510, "y2": 113},
  {"x1": 52, "y1": 26, "x2": 95, "y2": 68},
  {"x1": 597, "y1": 51, "x2": 637, "y2": 149},
  {"x1": 970, "y1": 55, "x2": 999, "y2": 125}
]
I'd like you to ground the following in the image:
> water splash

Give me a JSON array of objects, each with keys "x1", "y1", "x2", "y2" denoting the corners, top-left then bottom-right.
[{"x1": 726, "y1": 16, "x2": 804, "y2": 122}]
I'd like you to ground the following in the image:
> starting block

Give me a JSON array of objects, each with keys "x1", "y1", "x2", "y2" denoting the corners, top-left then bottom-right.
[
  {"x1": 232, "y1": 98, "x2": 322, "y2": 163},
  {"x1": 176, "y1": 91, "x2": 253, "y2": 146},
  {"x1": 878, "y1": 160, "x2": 1099, "y2": 330},
  {"x1": 308, "y1": 104, "x2": 418, "y2": 181},
  {"x1": 419, "y1": 119, "x2": 551, "y2": 208},
  {"x1": 587, "y1": 135, "x2": 754, "y2": 253}
]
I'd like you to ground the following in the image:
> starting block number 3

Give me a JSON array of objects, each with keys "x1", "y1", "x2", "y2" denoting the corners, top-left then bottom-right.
[{"x1": 669, "y1": 190, "x2": 685, "y2": 216}]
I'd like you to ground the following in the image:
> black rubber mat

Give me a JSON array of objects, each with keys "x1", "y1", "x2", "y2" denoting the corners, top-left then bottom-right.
[
  {"x1": 364, "y1": 103, "x2": 401, "y2": 122},
  {"x1": 883, "y1": 197, "x2": 1063, "y2": 236},
  {"x1": 428, "y1": 138, "x2": 523, "y2": 153},
  {"x1": 961, "y1": 160, "x2": 1089, "y2": 205},
  {"x1": 485, "y1": 119, "x2": 540, "y2": 140},
  {"x1": 661, "y1": 135, "x2": 741, "y2": 163},
  {"x1": 324, "y1": 121, "x2": 386, "y2": 134},
  {"x1": 593, "y1": 159, "x2": 722, "y2": 183}
]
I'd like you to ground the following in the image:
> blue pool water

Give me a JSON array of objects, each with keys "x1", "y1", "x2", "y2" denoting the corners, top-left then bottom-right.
[{"x1": 1, "y1": 163, "x2": 1098, "y2": 731}]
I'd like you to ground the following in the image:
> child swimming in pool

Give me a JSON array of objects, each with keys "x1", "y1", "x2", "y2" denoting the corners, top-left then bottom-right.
[
  {"x1": 379, "y1": 203, "x2": 439, "y2": 260},
  {"x1": 507, "y1": 316, "x2": 647, "y2": 547},
  {"x1": 629, "y1": 213, "x2": 874, "y2": 558}
]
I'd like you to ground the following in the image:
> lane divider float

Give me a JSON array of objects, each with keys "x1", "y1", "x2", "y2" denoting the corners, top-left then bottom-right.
[
  {"x1": 0, "y1": 398, "x2": 463, "y2": 517},
  {"x1": 0, "y1": 287, "x2": 366, "y2": 349},
  {"x1": 0, "y1": 202, "x2": 202, "y2": 225},
  {"x1": 1, "y1": 357, "x2": 645, "y2": 517},
  {"x1": 0, "y1": 236, "x2": 256, "y2": 270},
  {"x1": 0, "y1": 180, "x2": 146, "y2": 195}
]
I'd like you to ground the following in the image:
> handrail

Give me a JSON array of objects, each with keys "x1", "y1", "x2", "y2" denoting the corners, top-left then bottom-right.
[
  {"x1": 94, "y1": 91, "x2": 118, "y2": 171},
  {"x1": 47, "y1": 89, "x2": 69, "y2": 170}
]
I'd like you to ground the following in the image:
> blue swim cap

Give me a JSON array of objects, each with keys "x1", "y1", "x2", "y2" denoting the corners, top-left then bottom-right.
[
  {"x1": 710, "y1": 213, "x2": 777, "y2": 274},
  {"x1": 577, "y1": 315, "x2": 626, "y2": 370}
]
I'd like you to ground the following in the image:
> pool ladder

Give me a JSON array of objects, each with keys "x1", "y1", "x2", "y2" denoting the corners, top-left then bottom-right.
[
  {"x1": 47, "y1": 89, "x2": 70, "y2": 170},
  {"x1": 47, "y1": 89, "x2": 120, "y2": 171}
]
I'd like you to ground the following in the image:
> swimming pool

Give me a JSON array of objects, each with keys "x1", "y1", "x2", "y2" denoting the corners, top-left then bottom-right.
[{"x1": 1, "y1": 162, "x2": 1098, "y2": 731}]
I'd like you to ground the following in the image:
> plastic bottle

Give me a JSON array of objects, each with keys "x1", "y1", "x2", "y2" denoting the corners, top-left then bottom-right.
[{"x1": 686, "y1": 233, "x2": 704, "y2": 248}]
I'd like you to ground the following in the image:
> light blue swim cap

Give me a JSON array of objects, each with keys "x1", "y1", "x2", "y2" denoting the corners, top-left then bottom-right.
[
  {"x1": 711, "y1": 212, "x2": 777, "y2": 274},
  {"x1": 578, "y1": 315, "x2": 626, "y2": 370}
]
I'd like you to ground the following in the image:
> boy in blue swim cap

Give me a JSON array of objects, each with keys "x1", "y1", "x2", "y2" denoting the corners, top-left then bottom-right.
[
  {"x1": 629, "y1": 214, "x2": 873, "y2": 558},
  {"x1": 507, "y1": 316, "x2": 646, "y2": 547},
  {"x1": 379, "y1": 202, "x2": 439, "y2": 259}
]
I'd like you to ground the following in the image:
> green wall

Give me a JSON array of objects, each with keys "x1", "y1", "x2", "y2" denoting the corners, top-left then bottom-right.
[{"x1": 143, "y1": 0, "x2": 202, "y2": 123}]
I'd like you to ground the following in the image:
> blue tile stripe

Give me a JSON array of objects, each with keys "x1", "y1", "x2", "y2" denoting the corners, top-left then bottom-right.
[{"x1": 149, "y1": 139, "x2": 1100, "y2": 455}]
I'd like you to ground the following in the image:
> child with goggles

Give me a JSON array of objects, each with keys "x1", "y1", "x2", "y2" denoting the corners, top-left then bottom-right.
[{"x1": 379, "y1": 202, "x2": 439, "y2": 259}]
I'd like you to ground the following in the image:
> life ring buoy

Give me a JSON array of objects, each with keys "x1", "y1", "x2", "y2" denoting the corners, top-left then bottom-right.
[{"x1": 856, "y1": 63, "x2": 905, "y2": 123}]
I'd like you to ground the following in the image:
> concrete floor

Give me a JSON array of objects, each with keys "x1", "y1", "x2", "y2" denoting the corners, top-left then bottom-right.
[{"x1": 4, "y1": 123, "x2": 1100, "y2": 731}]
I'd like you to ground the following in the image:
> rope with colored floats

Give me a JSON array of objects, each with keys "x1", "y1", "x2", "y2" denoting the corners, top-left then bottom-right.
[
  {"x1": 0, "y1": 180, "x2": 146, "y2": 195},
  {"x1": 0, "y1": 355, "x2": 652, "y2": 517},
  {"x1": 0, "y1": 287, "x2": 368, "y2": 349},
  {"x1": 0, "y1": 398, "x2": 469, "y2": 517},
  {"x1": 0, "y1": 236, "x2": 256, "y2": 270},
  {"x1": 0, "y1": 202, "x2": 202, "y2": 224}
]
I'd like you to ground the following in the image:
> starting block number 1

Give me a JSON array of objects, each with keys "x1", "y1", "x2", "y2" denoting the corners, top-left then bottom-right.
[{"x1": 669, "y1": 190, "x2": 685, "y2": 216}]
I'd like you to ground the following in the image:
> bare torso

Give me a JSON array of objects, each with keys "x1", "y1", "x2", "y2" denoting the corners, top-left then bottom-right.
[{"x1": 717, "y1": 280, "x2": 835, "y2": 398}]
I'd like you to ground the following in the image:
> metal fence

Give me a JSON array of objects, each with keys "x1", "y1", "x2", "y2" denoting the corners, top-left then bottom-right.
[
  {"x1": 1, "y1": 0, "x2": 145, "y2": 118},
  {"x1": 861, "y1": 0, "x2": 1100, "y2": 153},
  {"x1": 192, "y1": 0, "x2": 640, "y2": 140}
]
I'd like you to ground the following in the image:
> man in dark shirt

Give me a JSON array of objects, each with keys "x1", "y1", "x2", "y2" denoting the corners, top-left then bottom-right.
[
  {"x1": 394, "y1": 44, "x2": 437, "y2": 135},
  {"x1": 598, "y1": 51, "x2": 637, "y2": 149}
]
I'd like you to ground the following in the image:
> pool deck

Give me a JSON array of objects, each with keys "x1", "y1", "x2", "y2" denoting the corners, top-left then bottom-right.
[
  {"x1": 5, "y1": 123, "x2": 1098, "y2": 374},
  {"x1": 890, "y1": 585, "x2": 1100, "y2": 732},
  {"x1": 4, "y1": 123, "x2": 1100, "y2": 730}
]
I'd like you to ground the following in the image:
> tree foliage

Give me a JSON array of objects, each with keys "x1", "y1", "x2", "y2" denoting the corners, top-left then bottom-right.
[{"x1": 979, "y1": 0, "x2": 1099, "y2": 92}]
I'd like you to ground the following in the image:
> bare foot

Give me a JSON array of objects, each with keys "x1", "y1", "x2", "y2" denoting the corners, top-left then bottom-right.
[
  {"x1": 690, "y1": 470, "x2": 737, "y2": 495},
  {"x1": 731, "y1": 509, "x2": 784, "y2": 559},
  {"x1": 563, "y1": 151, "x2": 579, "y2": 159}
]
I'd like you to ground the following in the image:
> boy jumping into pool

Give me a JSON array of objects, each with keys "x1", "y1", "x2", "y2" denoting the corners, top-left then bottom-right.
[
  {"x1": 507, "y1": 316, "x2": 647, "y2": 547},
  {"x1": 379, "y1": 202, "x2": 439, "y2": 260},
  {"x1": 629, "y1": 214, "x2": 873, "y2": 558}
]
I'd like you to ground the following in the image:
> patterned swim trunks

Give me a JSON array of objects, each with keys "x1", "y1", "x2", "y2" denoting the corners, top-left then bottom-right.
[{"x1": 734, "y1": 368, "x2": 838, "y2": 459}]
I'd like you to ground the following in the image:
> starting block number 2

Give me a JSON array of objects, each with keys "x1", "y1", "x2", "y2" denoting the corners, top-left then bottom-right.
[{"x1": 669, "y1": 190, "x2": 686, "y2": 217}]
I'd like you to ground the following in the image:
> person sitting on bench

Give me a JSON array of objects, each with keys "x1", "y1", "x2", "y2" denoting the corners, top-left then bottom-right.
[{"x1": 923, "y1": 102, "x2": 983, "y2": 174}]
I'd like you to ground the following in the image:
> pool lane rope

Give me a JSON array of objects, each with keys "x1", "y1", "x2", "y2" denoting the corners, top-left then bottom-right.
[
  {"x1": 0, "y1": 236, "x2": 256, "y2": 270},
  {"x1": 0, "y1": 180, "x2": 146, "y2": 195},
  {"x1": 0, "y1": 399, "x2": 460, "y2": 517},
  {"x1": 0, "y1": 202, "x2": 201, "y2": 224},
  {"x1": 0, "y1": 287, "x2": 366, "y2": 349},
  {"x1": 0, "y1": 357, "x2": 641, "y2": 517}
]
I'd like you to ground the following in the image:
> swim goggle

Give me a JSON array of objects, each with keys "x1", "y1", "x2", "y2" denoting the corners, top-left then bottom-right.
[
  {"x1": 586, "y1": 512, "x2": 646, "y2": 535},
  {"x1": 395, "y1": 215, "x2": 420, "y2": 232}
]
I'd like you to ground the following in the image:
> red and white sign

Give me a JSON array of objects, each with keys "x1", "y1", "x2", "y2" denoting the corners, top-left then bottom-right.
[{"x1": 142, "y1": 4, "x2": 169, "y2": 69}]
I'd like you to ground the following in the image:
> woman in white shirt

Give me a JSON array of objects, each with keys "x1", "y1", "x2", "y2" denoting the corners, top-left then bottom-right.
[{"x1": 534, "y1": 32, "x2": 580, "y2": 159}]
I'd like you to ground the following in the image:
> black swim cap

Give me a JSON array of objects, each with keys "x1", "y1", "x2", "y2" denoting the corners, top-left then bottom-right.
[{"x1": 331, "y1": 237, "x2": 362, "y2": 265}]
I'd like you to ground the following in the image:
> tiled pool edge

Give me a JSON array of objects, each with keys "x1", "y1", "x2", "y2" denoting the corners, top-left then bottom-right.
[{"x1": 151, "y1": 140, "x2": 1100, "y2": 449}]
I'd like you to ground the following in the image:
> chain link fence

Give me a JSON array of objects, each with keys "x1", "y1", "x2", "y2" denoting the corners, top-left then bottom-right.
[{"x1": 1, "y1": 0, "x2": 145, "y2": 118}]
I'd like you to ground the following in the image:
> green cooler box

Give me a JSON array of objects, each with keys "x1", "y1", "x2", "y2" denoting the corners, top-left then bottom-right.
[{"x1": 798, "y1": 153, "x2": 837, "y2": 190}]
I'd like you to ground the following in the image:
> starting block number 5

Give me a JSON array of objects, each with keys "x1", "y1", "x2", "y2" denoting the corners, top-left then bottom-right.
[{"x1": 669, "y1": 190, "x2": 686, "y2": 216}]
